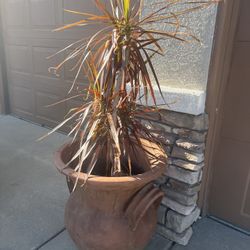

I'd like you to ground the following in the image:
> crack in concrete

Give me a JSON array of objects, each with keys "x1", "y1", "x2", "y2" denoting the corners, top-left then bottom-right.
[{"x1": 33, "y1": 228, "x2": 66, "y2": 250}]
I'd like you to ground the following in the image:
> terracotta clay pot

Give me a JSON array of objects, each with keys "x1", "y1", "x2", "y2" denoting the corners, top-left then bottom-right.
[{"x1": 54, "y1": 139, "x2": 167, "y2": 250}]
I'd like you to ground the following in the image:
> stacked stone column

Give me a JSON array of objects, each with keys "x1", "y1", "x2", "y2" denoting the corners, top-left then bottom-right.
[{"x1": 140, "y1": 110, "x2": 208, "y2": 246}]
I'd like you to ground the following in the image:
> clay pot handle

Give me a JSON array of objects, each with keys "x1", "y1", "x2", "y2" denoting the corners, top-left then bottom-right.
[{"x1": 125, "y1": 183, "x2": 164, "y2": 231}]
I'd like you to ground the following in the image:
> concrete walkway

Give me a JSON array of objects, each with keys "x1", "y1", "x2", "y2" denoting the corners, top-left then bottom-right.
[{"x1": 0, "y1": 115, "x2": 249, "y2": 250}]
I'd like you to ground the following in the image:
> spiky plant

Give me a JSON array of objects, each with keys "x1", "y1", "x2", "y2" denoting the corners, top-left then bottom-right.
[{"x1": 42, "y1": 0, "x2": 218, "y2": 187}]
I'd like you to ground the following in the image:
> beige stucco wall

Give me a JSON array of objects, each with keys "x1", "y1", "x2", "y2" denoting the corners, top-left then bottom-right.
[{"x1": 143, "y1": 1, "x2": 218, "y2": 91}]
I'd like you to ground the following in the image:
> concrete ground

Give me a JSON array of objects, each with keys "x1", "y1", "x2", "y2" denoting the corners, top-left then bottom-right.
[{"x1": 0, "y1": 115, "x2": 250, "y2": 250}]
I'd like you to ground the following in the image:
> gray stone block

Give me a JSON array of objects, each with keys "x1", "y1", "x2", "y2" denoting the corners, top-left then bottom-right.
[
  {"x1": 140, "y1": 119, "x2": 172, "y2": 133},
  {"x1": 156, "y1": 123, "x2": 173, "y2": 134},
  {"x1": 155, "y1": 175, "x2": 168, "y2": 186},
  {"x1": 158, "y1": 205, "x2": 168, "y2": 225},
  {"x1": 176, "y1": 139, "x2": 205, "y2": 153},
  {"x1": 172, "y1": 128, "x2": 207, "y2": 143},
  {"x1": 171, "y1": 146, "x2": 204, "y2": 164},
  {"x1": 162, "y1": 197, "x2": 196, "y2": 216},
  {"x1": 172, "y1": 159, "x2": 204, "y2": 172},
  {"x1": 152, "y1": 122, "x2": 173, "y2": 134},
  {"x1": 138, "y1": 110, "x2": 209, "y2": 131},
  {"x1": 140, "y1": 119, "x2": 157, "y2": 130},
  {"x1": 167, "y1": 179, "x2": 201, "y2": 196},
  {"x1": 163, "y1": 145, "x2": 172, "y2": 155},
  {"x1": 158, "y1": 110, "x2": 209, "y2": 131},
  {"x1": 198, "y1": 171, "x2": 203, "y2": 182},
  {"x1": 165, "y1": 165, "x2": 201, "y2": 185},
  {"x1": 157, "y1": 225, "x2": 193, "y2": 246},
  {"x1": 163, "y1": 187, "x2": 198, "y2": 206},
  {"x1": 152, "y1": 131, "x2": 176, "y2": 145},
  {"x1": 166, "y1": 208, "x2": 200, "y2": 234}
]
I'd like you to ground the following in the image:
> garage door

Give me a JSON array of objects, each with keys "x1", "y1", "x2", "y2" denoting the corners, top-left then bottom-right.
[{"x1": 0, "y1": 0, "x2": 99, "y2": 128}]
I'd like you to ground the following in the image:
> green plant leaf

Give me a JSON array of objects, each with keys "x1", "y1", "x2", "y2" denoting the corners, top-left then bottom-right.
[{"x1": 123, "y1": 0, "x2": 130, "y2": 20}]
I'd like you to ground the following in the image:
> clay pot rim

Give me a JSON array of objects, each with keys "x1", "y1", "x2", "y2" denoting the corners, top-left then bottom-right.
[{"x1": 54, "y1": 139, "x2": 167, "y2": 188}]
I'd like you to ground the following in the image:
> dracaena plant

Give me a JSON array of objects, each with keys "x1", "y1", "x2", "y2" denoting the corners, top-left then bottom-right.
[{"x1": 42, "y1": 0, "x2": 218, "y2": 186}]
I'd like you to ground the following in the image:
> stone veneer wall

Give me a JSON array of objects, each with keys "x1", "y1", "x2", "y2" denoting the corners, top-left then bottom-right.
[{"x1": 140, "y1": 109, "x2": 208, "y2": 246}]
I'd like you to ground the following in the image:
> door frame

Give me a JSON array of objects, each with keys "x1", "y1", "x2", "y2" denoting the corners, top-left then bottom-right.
[{"x1": 199, "y1": 0, "x2": 242, "y2": 215}]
